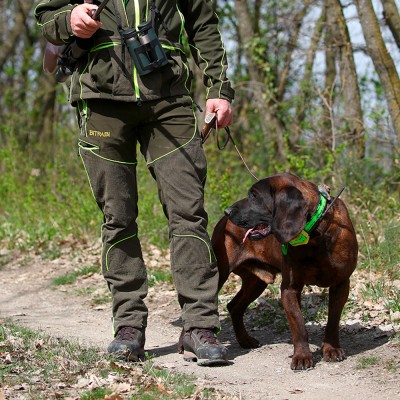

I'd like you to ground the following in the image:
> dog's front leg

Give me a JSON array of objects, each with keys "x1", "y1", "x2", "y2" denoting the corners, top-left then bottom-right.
[
  {"x1": 322, "y1": 278, "x2": 350, "y2": 362},
  {"x1": 228, "y1": 275, "x2": 267, "y2": 348},
  {"x1": 281, "y1": 280, "x2": 313, "y2": 370}
]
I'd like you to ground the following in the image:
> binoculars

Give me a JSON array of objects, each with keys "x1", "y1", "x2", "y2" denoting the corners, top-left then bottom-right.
[
  {"x1": 56, "y1": 41, "x2": 92, "y2": 82},
  {"x1": 122, "y1": 21, "x2": 168, "y2": 76}
]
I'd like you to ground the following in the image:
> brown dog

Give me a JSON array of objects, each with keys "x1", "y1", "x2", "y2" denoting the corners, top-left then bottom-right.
[{"x1": 212, "y1": 173, "x2": 358, "y2": 370}]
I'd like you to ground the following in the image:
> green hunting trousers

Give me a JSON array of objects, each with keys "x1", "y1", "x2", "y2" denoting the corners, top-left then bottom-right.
[{"x1": 77, "y1": 96, "x2": 220, "y2": 335}]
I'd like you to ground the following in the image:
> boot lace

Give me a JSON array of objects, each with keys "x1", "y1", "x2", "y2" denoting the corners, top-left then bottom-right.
[
  {"x1": 194, "y1": 329, "x2": 218, "y2": 345},
  {"x1": 116, "y1": 326, "x2": 139, "y2": 341}
]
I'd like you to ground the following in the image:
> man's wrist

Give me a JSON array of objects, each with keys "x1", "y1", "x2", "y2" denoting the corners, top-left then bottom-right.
[
  {"x1": 207, "y1": 85, "x2": 235, "y2": 103},
  {"x1": 221, "y1": 85, "x2": 235, "y2": 102},
  {"x1": 66, "y1": 5, "x2": 80, "y2": 39}
]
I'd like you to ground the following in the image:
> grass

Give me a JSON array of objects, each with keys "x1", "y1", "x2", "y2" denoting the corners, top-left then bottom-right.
[
  {"x1": 360, "y1": 280, "x2": 400, "y2": 313},
  {"x1": 0, "y1": 137, "x2": 169, "y2": 254},
  {"x1": 0, "y1": 321, "x2": 231, "y2": 400},
  {"x1": 1, "y1": 127, "x2": 399, "y2": 274},
  {"x1": 356, "y1": 355, "x2": 379, "y2": 369},
  {"x1": 52, "y1": 265, "x2": 100, "y2": 286},
  {"x1": 384, "y1": 358, "x2": 400, "y2": 372},
  {"x1": 357, "y1": 220, "x2": 399, "y2": 282},
  {"x1": 80, "y1": 387, "x2": 113, "y2": 399},
  {"x1": 1, "y1": 127, "x2": 399, "y2": 380}
]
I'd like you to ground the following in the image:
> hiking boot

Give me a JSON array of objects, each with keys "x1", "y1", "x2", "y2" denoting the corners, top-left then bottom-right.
[
  {"x1": 180, "y1": 328, "x2": 229, "y2": 366},
  {"x1": 107, "y1": 326, "x2": 145, "y2": 361}
]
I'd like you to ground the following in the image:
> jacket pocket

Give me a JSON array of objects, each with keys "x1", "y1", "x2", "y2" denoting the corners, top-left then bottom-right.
[
  {"x1": 82, "y1": 42, "x2": 135, "y2": 97},
  {"x1": 140, "y1": 49, "x2": 191, "y2": 98},
  {"x1": 109, "y1": 44, "x2": 135, "y2": 96}
]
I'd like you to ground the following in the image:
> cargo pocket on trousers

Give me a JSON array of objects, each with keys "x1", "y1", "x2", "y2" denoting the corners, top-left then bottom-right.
[
  {"x1": 171, "y1": 234, "x2": 216, "y2": 267},
  {"x1": 78, "y1": 139, "x2": 100, "y2": 156}
]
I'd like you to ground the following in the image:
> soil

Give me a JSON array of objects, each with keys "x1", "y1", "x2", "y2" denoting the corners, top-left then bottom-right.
[{"x1": 0, "y1": 239, "x2": 399, "y2": 400}]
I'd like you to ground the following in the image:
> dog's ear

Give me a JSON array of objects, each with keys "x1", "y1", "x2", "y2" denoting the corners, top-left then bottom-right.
[{"x1": 272, "y1": 186, "x2": 307, "y2": 244}]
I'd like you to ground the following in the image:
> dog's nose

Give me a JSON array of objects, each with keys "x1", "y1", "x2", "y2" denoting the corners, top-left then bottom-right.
[{"x1": 224, "y1": 207, "x2": 233, "y2": 217}]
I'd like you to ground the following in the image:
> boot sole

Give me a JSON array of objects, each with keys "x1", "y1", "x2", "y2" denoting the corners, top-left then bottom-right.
[
  {"x1": 183, "y1": 350, "x2": 229, "y2": 367},
  {"x1": 109, "y1": 349, "x2": 146, "y2": 362}
]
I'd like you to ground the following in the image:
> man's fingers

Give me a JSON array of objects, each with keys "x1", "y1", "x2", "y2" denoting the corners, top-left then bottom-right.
[
  {"x1": 205, "y1": 99, "x2": 233, "y2": 129},
  {"x1": 218, "y1": 108, "x2": 233, "y2": 128},
  {"x1": 71, "y1": 4, "x2": 101, "y2": 38}
]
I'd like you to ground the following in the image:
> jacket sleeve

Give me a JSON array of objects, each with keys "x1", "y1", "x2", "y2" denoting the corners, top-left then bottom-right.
[
  {"x1": 181, "y1": 0, "x2": 235, "y2": 102},
  {"x1": 34, "y1": 1, "x2": 81, "y2": 45}
]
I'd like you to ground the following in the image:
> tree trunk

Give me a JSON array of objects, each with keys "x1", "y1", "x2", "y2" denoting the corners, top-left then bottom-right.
[
  {"x1": 326, "y1": 0, "x2": 365, "y2": 158},
  {"x1": 292, "y1": 6, "x2": 325, "y2": 145},
  {"x1": 0, "y1": 4, "x2": 26, "y2": 71},
  {"x1": 321, "y1": 0, "x2": 337, "y2": 152},
  {"x1": 36, "y1": 72, "x2": 58, "y2": 146},
  {"x1": 382, "y1": 0, "x2": 400, "y2": 49},
  {"x1": 232, "y1": 0, "x2": 288, "y2": 163},
  {"x1": 276, "y1": 1, "x2": 311, "y2": 102},
  {"x1": 355, "y1": 0, "x2": 400, "y2": 143}
]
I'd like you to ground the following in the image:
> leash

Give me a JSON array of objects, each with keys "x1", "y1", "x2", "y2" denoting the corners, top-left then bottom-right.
[
  {"x1": 201, "y1": 113, "x2": 259, "y2": 181},
  {"x1": 320, "y1": 186, "x2": 345, "y2": 219}
]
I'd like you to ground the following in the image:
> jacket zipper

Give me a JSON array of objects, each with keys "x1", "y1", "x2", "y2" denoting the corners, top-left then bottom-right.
[{"x1": 132, "y1": 0, "x2": 144, "y2": 105}]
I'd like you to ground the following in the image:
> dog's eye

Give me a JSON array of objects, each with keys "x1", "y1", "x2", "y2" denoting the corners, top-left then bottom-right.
[
  {"x1": 248, "y1": 190, "x2": 256, "y2": 199},
  {"x1": 248, "y1": 190, "x2": 261, "y2": 204}
]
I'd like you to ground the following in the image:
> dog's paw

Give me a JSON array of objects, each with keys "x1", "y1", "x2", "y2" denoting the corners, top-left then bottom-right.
[
  {"x1": 290, "y1": 352, "x2": 314, "y2": 370},
  {"x1": 322, "y1": 343, "x2": 346, "y2": 362}
]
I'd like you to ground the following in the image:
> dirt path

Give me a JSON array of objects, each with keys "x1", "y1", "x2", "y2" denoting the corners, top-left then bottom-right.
[{"x1": 0, "y1": 246, "x2": 399, "y2": 400}]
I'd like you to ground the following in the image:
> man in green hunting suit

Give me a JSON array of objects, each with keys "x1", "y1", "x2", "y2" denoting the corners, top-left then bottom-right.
[{"x1": 35, "y1": 0, "x2": 234, "y2": 366}]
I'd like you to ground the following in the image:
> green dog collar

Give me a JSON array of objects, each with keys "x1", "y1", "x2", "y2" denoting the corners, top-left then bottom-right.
[{"x1": 282, "y1": 194, "x2": 328, "y2": 255}]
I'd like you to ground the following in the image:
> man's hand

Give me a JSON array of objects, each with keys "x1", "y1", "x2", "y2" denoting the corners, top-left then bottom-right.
[
  {"x1": 71, "y1": 4, "x2": 101, "y2": 38},
  {"x1": 205, "y1": 99, "x2": 233, "y2": 129}
]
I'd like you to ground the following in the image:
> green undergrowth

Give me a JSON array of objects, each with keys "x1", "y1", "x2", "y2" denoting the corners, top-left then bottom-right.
[
  {"x1": 0, "y1": 321, "x2": 229, "y2": 399},
  {"x1": 0, "y1": 131, "x2": 399, "y2": 283}
]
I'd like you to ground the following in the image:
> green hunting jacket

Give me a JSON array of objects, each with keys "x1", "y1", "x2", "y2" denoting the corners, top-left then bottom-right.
[{"x1": 34, "y1": 0, "x2": 235, "y2": 106}]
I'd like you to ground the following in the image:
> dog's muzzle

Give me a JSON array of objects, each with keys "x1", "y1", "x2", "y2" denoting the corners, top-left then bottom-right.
[{"x1": 243, "y1": 224, "x2": 271, "y2": 242}]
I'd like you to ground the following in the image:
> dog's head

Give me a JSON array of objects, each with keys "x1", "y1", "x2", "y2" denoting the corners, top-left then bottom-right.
[{"x1": 225, "y1": 173, "x2": 315, "y2": 244}]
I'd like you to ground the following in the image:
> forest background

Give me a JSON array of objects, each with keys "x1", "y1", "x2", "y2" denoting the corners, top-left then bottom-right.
[{"x1": 0, "y1": 0, "x2": 399, "y2": 284}]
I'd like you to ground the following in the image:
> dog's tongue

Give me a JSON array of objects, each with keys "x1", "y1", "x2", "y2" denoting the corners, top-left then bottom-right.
[{"x1": 243, "y1": 228, "x2": 254, "y2": 243}]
